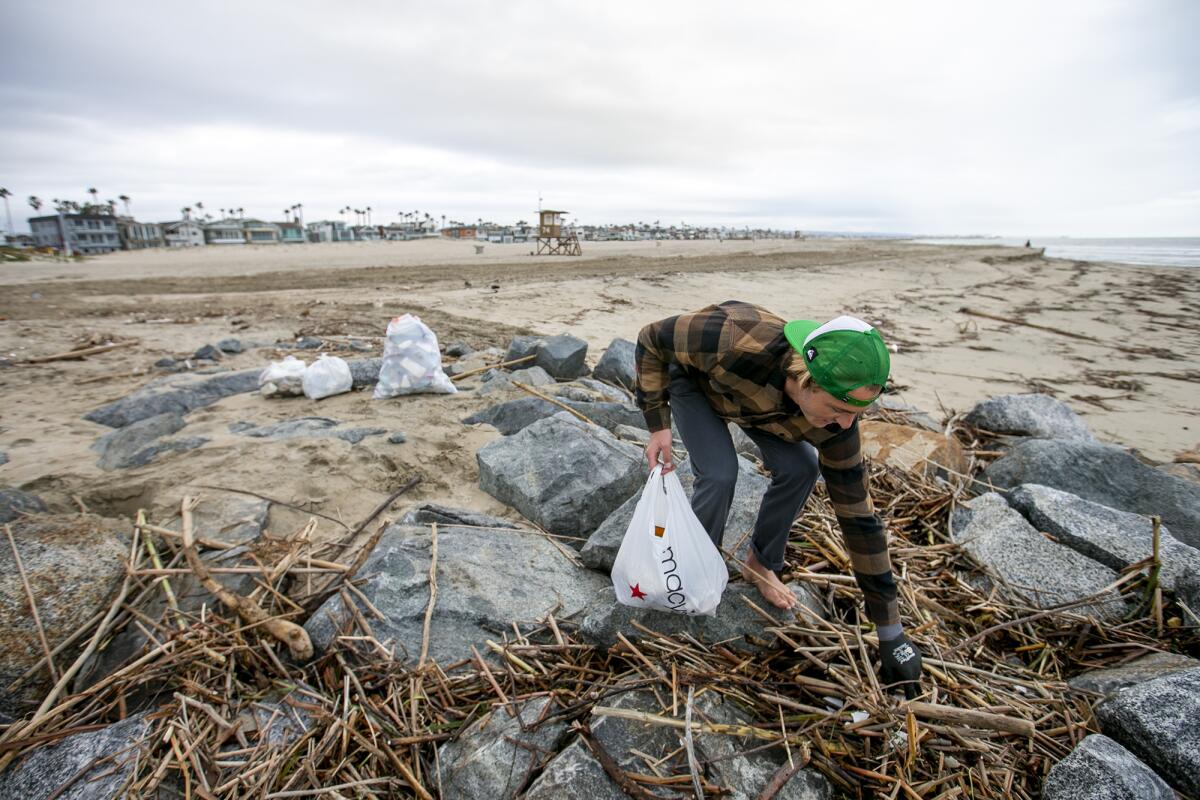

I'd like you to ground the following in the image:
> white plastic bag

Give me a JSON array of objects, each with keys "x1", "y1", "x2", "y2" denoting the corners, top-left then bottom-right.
[
  {"x1": 259, "y1": 355, "x2": 307, "y2": 398},
  {"x1": 373, "y1": 314, "x2": 457, "y2": 398},
  {"x1": 610, "y1": 466, "x2": 729, "y2": 615},
  {"x1": 302, "y1": 354, "x2": 353, "y2": 400}
]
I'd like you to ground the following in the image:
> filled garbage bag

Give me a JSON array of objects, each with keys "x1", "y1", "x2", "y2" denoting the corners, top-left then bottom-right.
[
  {"x1": 373, "y1": 314, "x2": 457, "y2": 398},
  {"x1": 259, "y1": 355, "x2": 307, "y2": 398},
  {"x1": 302, "y1": 354, "x2": 353, "y2": 400},
  {"x1": 610, "y1": 465, "x2": 729, "y2": 615}
]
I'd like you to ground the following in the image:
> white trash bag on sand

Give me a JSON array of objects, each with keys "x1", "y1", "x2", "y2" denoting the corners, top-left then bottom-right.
[
  {"x1": 259, "y1": 355, "x2": 307, "y2": 398},
  {"x1": 373, "y1": 314, "x2": 457, "y2": 398},
  {"x1": 302, "y1": 354, "x2": 353, "y2": 400},
  {"x1": 610, "y1": 466, "x2": 728, "y2": 615}
]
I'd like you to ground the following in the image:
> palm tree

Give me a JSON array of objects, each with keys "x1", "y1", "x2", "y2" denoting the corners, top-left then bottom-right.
[
  {"x1": 118, "y1": 194, "x2": 131, "y2": 216},
  {"x1": 87, "y1": 187, "x2": 99, "y2": 210},
  {"x1": 0, "y1": 188, "x2": 12, "y2": 235},
  {"x1": 237, "y1": 207, "x2": 244, "y2": 219},
  {"x1": 28, "y1": 195, "x2": 42, "y2": 213},
  {"x1": 181, "y1": 206, "x2": 192, "y2": 220},
  {"x1": 366, "y1": 206, "x2": 372, "y2": 226},
  {"x1": 106, "y1": 199, "x2": 116, "y2": 215}
]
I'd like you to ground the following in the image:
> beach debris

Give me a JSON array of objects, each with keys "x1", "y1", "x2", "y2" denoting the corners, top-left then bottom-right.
[
  {"x1": 374, "y1": 314, "x2": 457, "y2": 398},
  {"x1": 0, "y1": 487, "x2": 47, "y2": 523},
  {"x1": 21, "y1": 337, "x2": 138, "y2": 365},
  {"x1": 463, "y1": 396, "x2": 644, "y2": 435},
  {"x1": 230, "y1": 416, "x2": 386, "y2": 444},
  {"x1": 0, "y1": 712, "x2": 151, "y2": 799},
  {"x1": 1095, "y1": 668, "x2": 1200, "y2": 795},
  {"x1": 85, "y1": 368, "x2": 259, "y2": 428},
  {"x1": 437, "y1": 695, "x2": 570, "y2": 800},
  {"x1": 217, "y1": 337, "x2": 243, "y2": 354},
  {"x1": 504, "y1": 333, "x2": 590, "y2": 380},
  {"x1": 964, "y1": 393, "x2": 1095, "y2": 442},
  {"x1": 476, "y1": 413, "x2": 642, "y2": 538},
  {"x1": 982, "y1": 439, "x2": 1200, "y2": 548},
  {"x1": 301, "y1": 353, "x2": 353, "y2": 400},
  {"x1": 951, "y1": 493, "x2": 1128, "y2": 621},
  {"x1": 305, "y1": 522, "x2": 607, "y2": 664},
  {"x1": 859, "y1": 420, "x2": 969, "y2": 479},
  {"x1": 582, "y1": 455, "x2": 765, "y2": 570},
  {"x1": 592, "y1": 337, "x2": 636, "y2": 390},
  {"x1": 259, "y1": 354, "x2": 306, "y2": 397},
  {"x1": 1043, "y1": 733, "x2": 1174, "y2": 800},
  {"x1": 1008, "y1": 483, "x2": 1200, "y2": 600},
  {"x1": 1068, "y1": 652, "x2": 1200, "y2": 698}
]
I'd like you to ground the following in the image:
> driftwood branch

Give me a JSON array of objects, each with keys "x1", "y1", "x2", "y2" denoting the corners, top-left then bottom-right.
[
  {"x1": 23, "y1": 339, "x2": 139, "y2": 364},
  {"x1": 906, "y1": 701, "x2": 1035, "y2": 737},
  {"x1": 179, "y1": 497, "x2": 313, "y2": 661}
]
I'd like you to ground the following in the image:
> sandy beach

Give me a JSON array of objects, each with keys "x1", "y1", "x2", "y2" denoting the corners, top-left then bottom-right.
[{"x1": 0, "y1": 238, "x2": 1197, "y2": 533}]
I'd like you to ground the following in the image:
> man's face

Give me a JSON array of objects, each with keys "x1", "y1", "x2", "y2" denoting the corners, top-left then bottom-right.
[{"x1": 788, "y1": 379, "x2": 878, "y2": 430}]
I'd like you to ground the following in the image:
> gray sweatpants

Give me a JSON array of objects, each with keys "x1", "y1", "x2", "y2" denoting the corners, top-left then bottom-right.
[{"x1": 667, "y1": 365, "x2": 820, "y2": 572}]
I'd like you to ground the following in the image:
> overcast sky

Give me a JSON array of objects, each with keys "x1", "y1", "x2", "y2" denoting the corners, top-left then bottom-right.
[{"x1": 2, "y1": 1, "x2": 1197, "y2": 235}]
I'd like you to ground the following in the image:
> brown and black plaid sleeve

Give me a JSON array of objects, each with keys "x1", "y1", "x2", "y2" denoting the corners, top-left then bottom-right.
[{"x1": 633, "y1": 301, "x2": 902, "y2": 634}]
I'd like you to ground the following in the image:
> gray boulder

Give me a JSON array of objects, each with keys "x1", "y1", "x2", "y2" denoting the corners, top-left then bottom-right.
[
  {"x1": 347, "y1": 357, "x2": 383, "y2": 388},
  {"x1": 463, "y1": 397, "x2": 644, "y2": 435},
  {"x1": 0, "y1": 487, "x2": 47, "y2": 523},
  {"x1": 1096, "y1": 668, "x2": 1200, "y2": 795},
  {"x1": 1069, "y1": 652, "x2": 1200, "y2": 697},
  {"x1": 217, "y1": 337, "x2": 243, "y2": 354},
  {"x1": 504, "y1": 334, "x2": 588, "y2": 380},
  {"x1": 870, "y1": 395, "x2": 941, "y2": 433},
  {"x1": 92, "y1": 410, "x2": 186, "y2": 469},
  {"x1": 477, "y1": 412, "x2": 648, "y2": 537},
  {"x1": 477, "y1": 414, "x2": 643, "y2": 537},
  {"x1": 579, "y1": 580, "x2": 826, "y2": 653},
  {"x1": 729, "y1": 423, "x2": 762, "y2": 460},
  {"x1": 232, "y1": 417, "x2": 386, "y2": 444},
  {"x1": 250, "y1": 684, "x2": 317, "y2": 747},
  {"x1": 1007, "y1": 484, "x2": 1200, "y2": 600},
  {"x1": 964, "y1": 393, "x2": 1093, "y2": 441},
  {"x1": 1, "y1": 514, "x2": 128, "y2": 714},
  {"x1": 950, "y1": 494, "x2": 1126, "y2": 620},
  {"x1": 295, "y1": 336, "x2": 322, "y2": 349},
  {"x1": 504, "y1": 335, "x2": 542, "y2": 364},
  {"x1": 445, "y1": 342, "x2": 473, "y2": 357},
  {"x1": 477, "y1": 365, "x2": 556, "y2": 397},
  {"x1": 0, "y1": 712, "x2": 151, "y2": 799},
  {"x1": 1042, "y1": 734, "x2": 1173, "y2": 800},
  {"x1": 84, "y1": 369, "x2": 259, "y2": 428},
  {"x1": 438, "y1": 696, "x2": 569, "y2": 800},
  {"x1": 982, "y1": 439, "x2": 1200, "y2": 549},
  {"x1": 193, "y1": 343, "x2": 222, "y2": 361},
  {"x1": 304, "y1": 523, "x2": 609, "y2": 665},
  {"x1": 592, "y1": 338, "x2": 636, "y2": 390},
  {"x1": 180, "y1": 494, "x2": 270, "y2": 545},
  {"x1": 581, "y1": 456, "x2": 768, "y2": 570},
  {"x1": 397, "y1": 503, "x2": 517, "y2": 529}
]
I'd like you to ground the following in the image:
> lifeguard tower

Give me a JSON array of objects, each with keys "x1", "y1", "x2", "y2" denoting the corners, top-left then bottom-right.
[{"x1": 536, "y1": 209, "x2": 582, "y2": 256}]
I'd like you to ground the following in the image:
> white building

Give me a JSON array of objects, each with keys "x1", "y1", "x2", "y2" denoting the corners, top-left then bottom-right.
[
  {"x1": 162, "y1": 220, "x2": 205, "y2": 247},
  {"x1": 29, "y1": 214, "x2": 121, "y2": 254}
]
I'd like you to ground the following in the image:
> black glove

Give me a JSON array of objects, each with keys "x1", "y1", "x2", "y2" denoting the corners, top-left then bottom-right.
[{"x1": 879, "y1": 633, "x2": 923, "y2": 699}]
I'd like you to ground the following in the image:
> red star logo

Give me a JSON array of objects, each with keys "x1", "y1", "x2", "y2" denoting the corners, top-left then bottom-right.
[{"x1": 629, "y1": 583, "x2": 647, "y2": 600}]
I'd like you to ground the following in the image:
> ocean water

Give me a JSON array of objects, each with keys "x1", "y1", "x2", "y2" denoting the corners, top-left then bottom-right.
[{"x1": 911, "y1": 237, "x2": 1200, "y2": 268}]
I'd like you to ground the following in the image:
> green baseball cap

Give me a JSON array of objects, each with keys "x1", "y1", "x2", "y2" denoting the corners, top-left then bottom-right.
[{"x1": 783, "y1": 315, "x2": 890, "y2": 407}]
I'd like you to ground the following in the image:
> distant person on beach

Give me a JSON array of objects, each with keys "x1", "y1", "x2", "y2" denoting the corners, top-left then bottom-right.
[{"x1": 634, "y1": 301, "x2": 923, "y2": 696}]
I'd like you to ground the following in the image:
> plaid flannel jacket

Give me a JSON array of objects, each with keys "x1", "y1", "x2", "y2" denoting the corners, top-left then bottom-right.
[{"x1": 634, "y1": 300, "x2": 900, "y2": 631}]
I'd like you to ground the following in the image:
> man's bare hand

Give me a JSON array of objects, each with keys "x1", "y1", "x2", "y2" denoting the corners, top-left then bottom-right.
[{"x1": 645, "y1": 429, "x2": 675, "y2": 472}]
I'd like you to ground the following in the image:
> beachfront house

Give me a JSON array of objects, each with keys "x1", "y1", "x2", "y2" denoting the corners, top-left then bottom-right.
[
  {"x1": 119, "y1": 219, "x2": 164, "y2": 250},
  {"x1": 440, "y1": 224, "x2": 481, "y2": 240},
  {"x1": 275, "y1": 221, "x2": 305, "y2": 244},
  {"x1": 163, "y1": 220, "x2": 205, "y2": 247},
  {"x1": 306, "y1": 220, "x2": 351, "y2": 242},
  {"x1": 242, "y1": 219, "x2": 280, "y2": 244},
  {"x1": 204, "y1": 219, "x2": 245, "y2": 245},
  {"x1": 29, "y1": 213, "x2": 122, "y2": 255},
  {"x1": 350, "y1": 225, "x2": 381, "y2": 241}
]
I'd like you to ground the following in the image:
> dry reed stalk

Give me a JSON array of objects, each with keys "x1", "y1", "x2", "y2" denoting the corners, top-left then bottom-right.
[{"x1": 4, "y1": 523, "x2": 59, "y2": 682}]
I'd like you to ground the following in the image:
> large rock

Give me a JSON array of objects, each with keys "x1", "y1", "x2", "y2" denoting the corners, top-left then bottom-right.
[
  {"x1": 505, "y1": 334, "x2": 588, "y2": 380},
  {"x1": 476, "y1": 365, "x2": 555, "y2": 396},
  {"x1": 1007, "y1": 484, "x2": 1200, "y2": 601},
  {"x1": 578, "y1": 580, "x2": 826, "y2": 653},
  {"x1": 581, "y1": 456, "x2": 768, "y2": 570},
  {"x1": 304, "y1": 523, "x2": 609, "y2": 665},
  {"x1": 1068, "y1": 652, "x2": 1200, "y2": 697},
  {"x1": 1095, "y1": 668, "x2": 1200, "y2": 795},
  {"x1": 438, "y1": 696, "x2": 569, "y2": 800},
  {"x1": 0, "y1": 712, "x2": 151, "y2": 799},
  {"x1": 982, "y1": 439, "x2": 1200, "y2": 549},
  {"x1": 591, "y1": 337, "x2": 636, "y2": 390},
  {"x1": 1042, "y1": 734, "x2": 1174, "y2": 800},
  {"x1": 231, "y1": 417, "x2": 386, "y2": 444},
  {"x1": 84, "y1": 369, "x2": 259, "y2": 428},
  {"x1": 476, "y1": 414, "x2": 643, "y2": 537},
  {"x1": 859, "y1": 420, "x2": 968, "y2": 479},
  {"x1": 950, "y1": 494, "x2": 1126, "y2": 620},
  {"x1": 347, "y1": 356, "x2": 383, "y2": 388},
  {"x1": 964, "y1": 393, "x2": 1094, "y2": 441},
  {"x1": 463, "y1": 397, "x2": 644, "y2": 435},
  {"x1": 1, "y1": 515, "x2": 127, "y2": 713},
  {"x1": 869, "y1": 396, "x2": 941, "y2": 432},
  {"x1": 92, "y1": 410, "x2": 187, "y2": 469},
  {"x1": 0, "y1": 487, "x2": 47, "y2": 523}
]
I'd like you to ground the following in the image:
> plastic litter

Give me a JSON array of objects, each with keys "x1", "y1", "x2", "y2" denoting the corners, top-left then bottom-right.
[
  {"x1": 373, "y1": 314, "x2": 457, "y2": 398},
  {"x1": 259, "y1": 355, "x2": 307, "y2": 398},
  {"x1": 302, "y1": 354, "x2": 353, "y2": 400}
]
